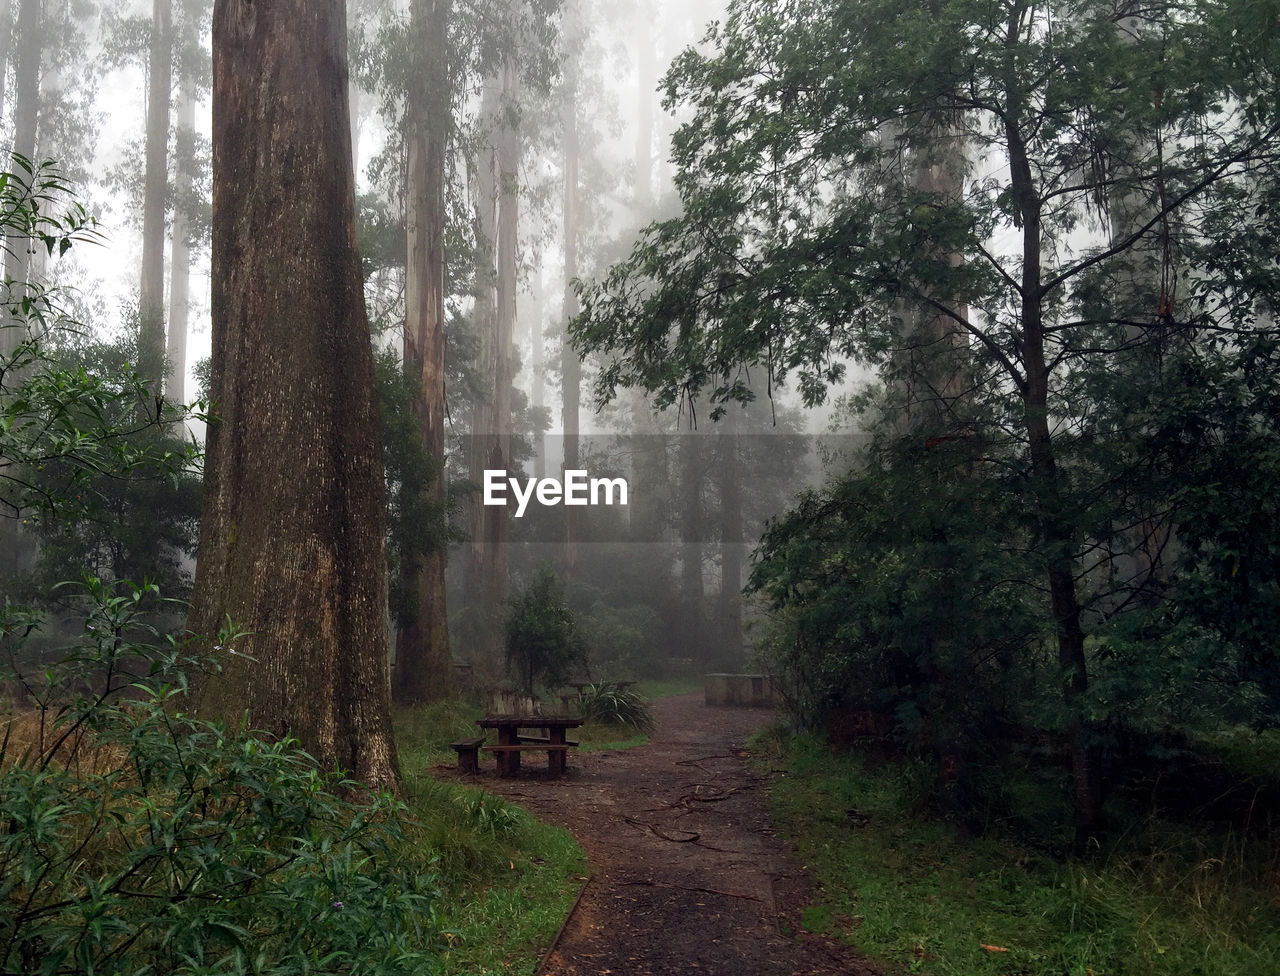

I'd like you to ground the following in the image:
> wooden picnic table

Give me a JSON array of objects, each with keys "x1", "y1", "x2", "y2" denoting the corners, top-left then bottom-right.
[{"x1": 476, "y1": 714, "x2": 585, "y2": 777}]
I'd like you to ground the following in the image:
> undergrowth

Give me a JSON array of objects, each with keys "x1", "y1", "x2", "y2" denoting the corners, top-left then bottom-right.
[
  {"x1": 397, "y1": 778, "x2": 586, "y2": 976},
  {"x1": 578, "y1": 682, "x2": 655, "y2": 735},
  {"x1": 1, "y1": 581, "x2": 439, "y2": 976},
  {"x1": 757, "y1": 730, "x2": 1280, "y2": 976},
  {"x1": 394, "y1": 700, "x2": 588, "y2": 976}
]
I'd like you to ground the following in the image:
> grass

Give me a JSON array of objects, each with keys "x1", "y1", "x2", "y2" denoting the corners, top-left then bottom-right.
[
  {"x1": 394, "y1": 698, "x2": 588, "y2": 975},
  {"x1": 393, "y1": 688, "x2": 659, "y2": 768},
  {"x1": 756, "y1": 729, "x2": 1280, "y2": 976},
  {"x1": 637, "y1": 676, "x2": 704, "y2": 699},
  {"x1": 401, "y1": 777, "x2": 586, "y2": 976},
  {"x1": 576, "y1": 720, "x2": 648, "y2": 752}
]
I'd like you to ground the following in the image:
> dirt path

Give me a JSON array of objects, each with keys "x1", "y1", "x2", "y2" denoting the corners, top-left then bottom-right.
[{"x1": 478, "y1": 693, "x2": 884, "y2": 976}]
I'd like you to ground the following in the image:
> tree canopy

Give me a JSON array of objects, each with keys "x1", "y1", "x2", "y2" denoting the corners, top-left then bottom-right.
[{"x1": 572, "y1": 0, "x2": 1280, "y2": 842}]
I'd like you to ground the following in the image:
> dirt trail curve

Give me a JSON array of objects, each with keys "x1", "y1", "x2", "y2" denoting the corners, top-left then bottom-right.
[{"x1": 481, "y1": 692, "x2": 884, "y2": 976}]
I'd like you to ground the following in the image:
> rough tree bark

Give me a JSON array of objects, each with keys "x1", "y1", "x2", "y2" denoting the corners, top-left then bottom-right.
[
  {"x1": 139, "y1": 0, "x2": 172, "y2": 392},
  {"x1": 394, "y1": 0, "x2": 454, "y2": 705},
  {"x1": 188, "y1": 0, "x2": 399, "y2": 791}
]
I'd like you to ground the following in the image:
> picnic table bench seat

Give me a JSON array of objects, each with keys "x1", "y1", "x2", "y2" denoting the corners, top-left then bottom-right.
[
  {"x1": 483, "y1": 742, "x2": 570, "y2": 777},
  {"x1": 450, "y1": 736, "x2": 486, "y2": 774}
]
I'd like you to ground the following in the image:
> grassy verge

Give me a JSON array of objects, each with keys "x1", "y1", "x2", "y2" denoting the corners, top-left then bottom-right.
[
  {"x1": 395, "y1": 699, "x2": 587, "y2": 975},
  {"x1": 402, "y1": 777, "x2": 586, "y2": 976},
  {"x1": 756, "y1": 730, "x2": 1280, "y2": 976}
]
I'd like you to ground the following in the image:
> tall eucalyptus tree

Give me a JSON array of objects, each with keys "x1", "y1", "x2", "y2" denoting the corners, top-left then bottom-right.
[
  {"x1": 138, "y1": 0, "x2": 172, "y2": 393},
  {"x1": 189, "y1": 0, "x2": 399, "y2": 790}
]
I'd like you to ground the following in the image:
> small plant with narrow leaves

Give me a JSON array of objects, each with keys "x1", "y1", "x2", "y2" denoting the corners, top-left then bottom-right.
[{"x1": 579, "y1": 682, "x2": 655, "y2": 735}]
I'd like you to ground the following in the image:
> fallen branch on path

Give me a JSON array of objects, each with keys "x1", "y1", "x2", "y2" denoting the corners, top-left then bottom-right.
[{"x1": 624, "y1": 816, "x2": 700, "y2": 843}]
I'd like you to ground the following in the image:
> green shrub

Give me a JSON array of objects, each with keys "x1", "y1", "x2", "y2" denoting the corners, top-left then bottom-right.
[
  {"x1": 504, "y1": 567, "x2": 586, "y2": 697},
  {"x1": 0, "y1": 579, "x2": 441, "y2": 975},
  {"x1": 578, "y1": 682, "x2": 655, "y2": 735}
]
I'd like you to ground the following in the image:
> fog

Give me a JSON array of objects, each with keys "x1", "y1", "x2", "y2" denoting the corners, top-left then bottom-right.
[{"x1": 6, "y1": 0, "x2": 859, "y2": 683}]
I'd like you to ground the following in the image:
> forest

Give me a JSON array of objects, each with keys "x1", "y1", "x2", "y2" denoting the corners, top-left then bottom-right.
[{"x1": 1, "y1": 0, "x2": 1279, "y2": 974}]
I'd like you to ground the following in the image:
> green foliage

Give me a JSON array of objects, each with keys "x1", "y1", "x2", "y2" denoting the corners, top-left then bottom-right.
[
  {"x1": 1149, "y1": 338, "x2": 1280, "y2": 716},
  {"x1": 503, "y1": 567, "x2": 585, "y2": 698},
  {"x1": 0, "y1": 580, "x2": 440, "y2": 976},
  {"x1": 571, "y1": 0, "x2": 1280, "y2": 838},
  {"x1": 1, "y1": 159, "x2": 201, "y2": 604},
  {"x1": 750, "y1": 426, "x2": 1041, "y2": 749},
  {"x1": 762, "y1": 731, "x2": 1280, "y2": 976},
  {"x1": 578, "y1": 682, "x2": 655, "y2": 736},
  {"x1": 504, "y1": 571, "x2": 570, "y2": 683},
  {"x1": 17, "y1": 329, "x2": 203, "y2": 604},
  {"x1": 374, "y1": 348, "x2": 455, "y2": 632}
]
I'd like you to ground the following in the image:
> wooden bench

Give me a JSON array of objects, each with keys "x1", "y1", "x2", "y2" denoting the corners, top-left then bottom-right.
[
  {"x1": 451, "y1": 736, "x2": 485, "y2": 774},
  {"x1": 483, "y1": 743, "x2": 571, "y2": 777}
]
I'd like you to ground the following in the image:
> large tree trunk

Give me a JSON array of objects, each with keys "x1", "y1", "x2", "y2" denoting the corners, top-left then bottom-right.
[
  {"x1": 3, "y1": 0, "x2": 40, "y2": 322},
  {"x1": 906, "y1": 119, "x2": 969, "y2": 430},
  {"x1": 560, "y1": 66, "x2": 580, "y2": 575},
  {"x1": 632, "y1": 0, "x2": 656, "y2": 211},
  {"x1": 394, "y1": 0, "x2": 454, "y2": 706},
  {"x1": 679, "y1": 431, "x2": 706, "y2": 663},
  {"x1": 463, "y1": 62, "x2": 517, "y2": 667},
  {"x1": 165, "y1": 8, "x2": 197, "y2": 404},
  {"x1": 139, "y1": 0, "x2": 172, "y2": 393},
  {"x1": 189, "y1": 0, "x2": 399, "y2": 791},
  {"x1": 715, "y1": 413, "x2": 742, "y2": 662},
  {"x1": 463, "y1": 81, "x2": 505, "y2": 671},
  {"x1": 0, "y1": 0, "x2": 13, "y2": 127},
  {"x1": 491, "y1": 54, "x2": 517, "y2": 594},
  {"x1": 530, "y1": 251, "x2": 546, "y2": 479},
  {"x1": 0, "y1": 0, "x2": 42, "y2": 578}
]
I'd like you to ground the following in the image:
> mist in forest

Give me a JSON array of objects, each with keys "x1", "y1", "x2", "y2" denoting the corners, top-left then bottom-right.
[{"x1": 1, "y1": 0, "x2": 850, "y2": 691}]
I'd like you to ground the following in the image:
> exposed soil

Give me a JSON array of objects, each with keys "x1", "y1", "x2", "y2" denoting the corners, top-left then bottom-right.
[{"x1": 460, "y1": 692, "x2": 886, "y2": 976}]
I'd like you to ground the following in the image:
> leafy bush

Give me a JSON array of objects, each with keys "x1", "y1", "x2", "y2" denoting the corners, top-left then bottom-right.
[
  {"x1": 504, "y1": 567, "x2": 586, "y2": 698},
  {"x1": 578, "y1": 682, "x2": 655, "y2": 736},
  {"x1": 0, "y1": 579, "x2": 441, "y2": 976}
]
